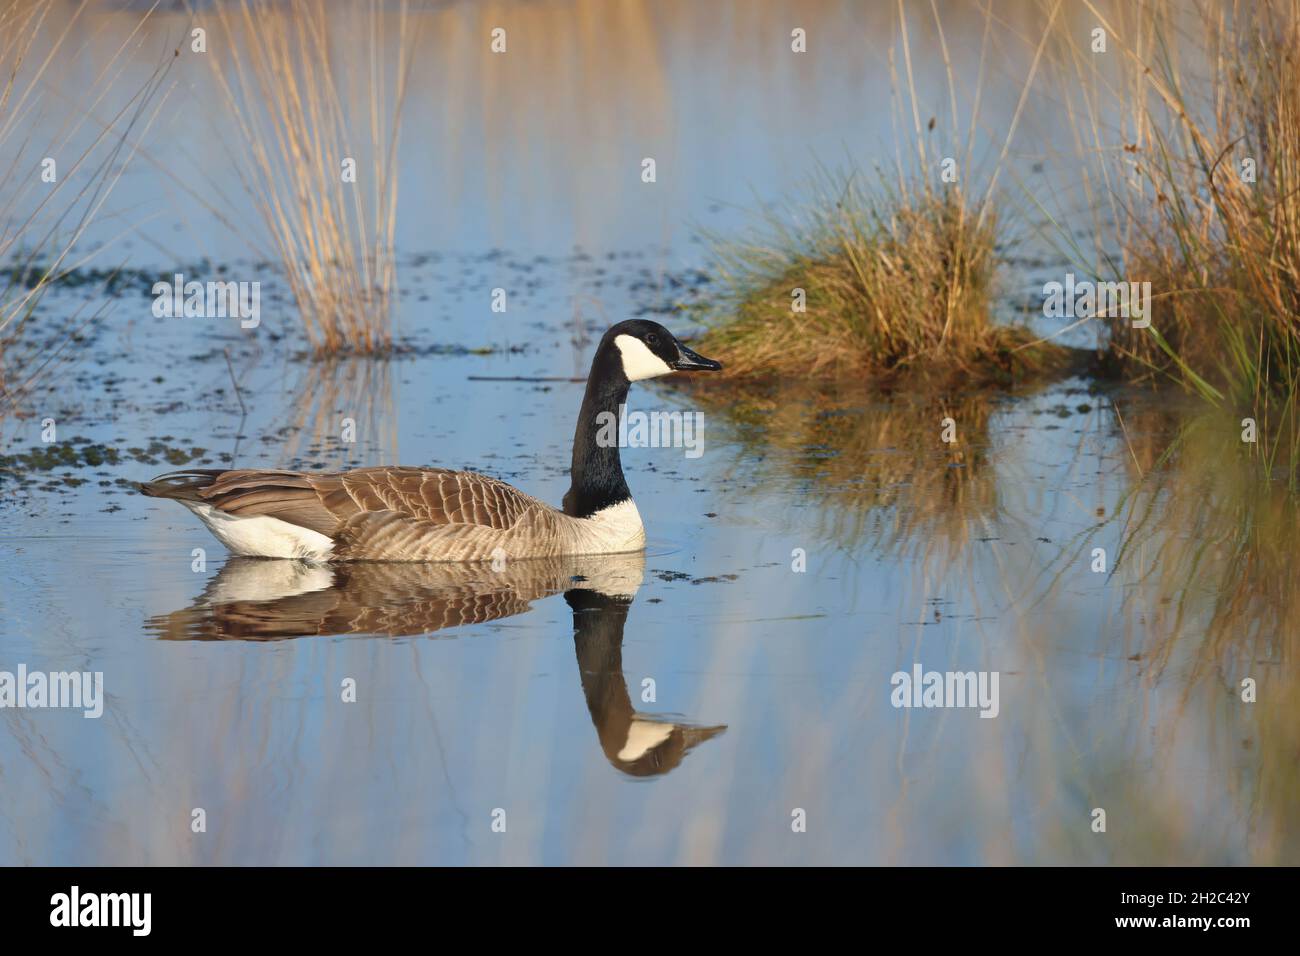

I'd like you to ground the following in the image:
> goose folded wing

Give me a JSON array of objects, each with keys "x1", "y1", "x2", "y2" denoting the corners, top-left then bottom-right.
[{"x1": 195, "y1": 466, "x2": 544, "y2": 536}]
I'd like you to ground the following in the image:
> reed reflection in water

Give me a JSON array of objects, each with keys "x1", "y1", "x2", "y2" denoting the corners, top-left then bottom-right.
[{"x1": 687, "y1": 376, "x2": 1300, "y2": 863}]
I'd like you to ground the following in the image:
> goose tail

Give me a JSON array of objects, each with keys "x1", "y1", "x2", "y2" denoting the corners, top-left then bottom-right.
[{"x1": 137, "y1": 469, "x2": 226, "y2": 501}]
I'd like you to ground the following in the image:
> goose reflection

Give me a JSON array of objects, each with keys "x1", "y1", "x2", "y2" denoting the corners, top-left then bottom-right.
[
  {"x1": 148, "y1": 553, "x2": 725, "y2": 776},
  {"x1": 566, "y1": 587, "x2": 725, "y2": 776}
]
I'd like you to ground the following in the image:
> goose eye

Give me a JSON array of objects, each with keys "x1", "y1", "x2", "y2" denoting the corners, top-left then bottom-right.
[{"x1": 646, "y1": 332, "x2": 659, "y2": 346}]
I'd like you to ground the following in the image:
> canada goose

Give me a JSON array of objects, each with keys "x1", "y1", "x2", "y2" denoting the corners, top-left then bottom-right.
[{"x1": 139, "y1": 320, "x2": 721, "y2": 561}]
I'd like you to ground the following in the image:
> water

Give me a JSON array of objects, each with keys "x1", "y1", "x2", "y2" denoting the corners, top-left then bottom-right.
[{"x1": 1, "y1": 0, "x2": 1296, "y2": 865}]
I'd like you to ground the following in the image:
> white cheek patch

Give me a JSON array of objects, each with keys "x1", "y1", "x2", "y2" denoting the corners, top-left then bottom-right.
[
  {"x1": 614, "y1": 334, "x2": 674, "y2": 381},
  {"x1": 618, "y1": 719, "x2": 674, "y2": 761}
]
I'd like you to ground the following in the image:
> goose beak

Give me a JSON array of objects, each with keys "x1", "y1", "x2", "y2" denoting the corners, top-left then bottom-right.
[{"x1": 671, "y1": 342, "x2": 722, "y2": 372}]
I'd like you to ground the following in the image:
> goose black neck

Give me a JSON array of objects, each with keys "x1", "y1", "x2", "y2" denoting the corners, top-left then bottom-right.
[
  {"x1": 563, "y1": 344, "x2": 630, "y2": 519},
  {"x1": 566, "y1": 589, "x2": 635, "y2": 733}
]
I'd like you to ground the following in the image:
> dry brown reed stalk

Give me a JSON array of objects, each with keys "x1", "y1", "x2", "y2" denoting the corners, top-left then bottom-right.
[
  {"x1": 1045, "y1": 0, "x2": 1300, "y2": 475},
  {"x1": 0, "y1": 0, "x2": 172, "y2": 416},
  {"x1": 203, "y1": 0, "x2": 416, "y2": 357}
]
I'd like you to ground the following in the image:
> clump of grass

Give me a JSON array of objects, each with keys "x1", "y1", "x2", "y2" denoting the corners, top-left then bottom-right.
[
  {"x1": 205, "y1": 0, "x2": 416, "y2": 356},
  {"x1": 1054, "y1": 0, "x2": 1300, "y2": 476},
  {"x1": 696, "y1": 1, "x2": 1068, "y2": 383},
  {"x1": 698, "y1": 170, "x2": 1062, "y2": 381}
]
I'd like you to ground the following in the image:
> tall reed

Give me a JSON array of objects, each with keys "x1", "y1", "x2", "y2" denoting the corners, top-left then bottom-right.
[
  {"x1": 204, "y1": 0, "x2": 415, "y2": 356},
  {"x1": 0, "y1": 0, "x2": 171, "y2": 415},
  {"x1": 1047, "y1": 0, "x2": 1300, "y2": 477}
]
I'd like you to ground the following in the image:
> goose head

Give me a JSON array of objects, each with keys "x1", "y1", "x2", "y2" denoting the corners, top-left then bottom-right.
[{"x1": 603, "y1": 319, "x2": 722, "y2": 383}]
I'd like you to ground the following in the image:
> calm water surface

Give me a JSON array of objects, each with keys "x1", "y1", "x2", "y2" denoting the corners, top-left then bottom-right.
[{"x1": 1, "y1": 1, "x2": 1295, "y2": 865}]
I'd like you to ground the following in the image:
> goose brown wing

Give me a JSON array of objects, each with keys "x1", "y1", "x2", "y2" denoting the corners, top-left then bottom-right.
[
  {"x1": 152, "y1": 574, "x2": 537, "y2": 640},
  {"x1": 187, "y1": 466, "x2": 547, "y2": 536}
]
